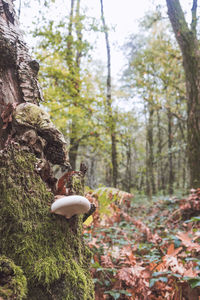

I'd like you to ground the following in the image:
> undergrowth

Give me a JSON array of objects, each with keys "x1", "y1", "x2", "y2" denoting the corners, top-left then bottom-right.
[{"x1": 84, "y1": 188, "x2": 200, "y2": 300}]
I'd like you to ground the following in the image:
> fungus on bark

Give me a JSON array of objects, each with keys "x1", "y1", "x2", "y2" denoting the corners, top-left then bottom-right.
[
  {"x1": 51, "y1": 195, "x2": 91, "y2": 219},
  {"x1": 54, "y1": 163, "x2": 96, "y2": 221}
]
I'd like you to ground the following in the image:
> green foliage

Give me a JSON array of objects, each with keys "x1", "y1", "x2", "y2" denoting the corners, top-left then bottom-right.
[
  {"x1": 186, "y1": 216, "x2": 200, "y2": 223},
  {"x1": 105, "y1": 289, "x2": 132, "y2": 300},
  {"x1": 186, "y1": 277, "x2": 200, "y2": 288},
  {"x1": 123, "y1": 19, "x2": 186, "y2": 111},
  {"x1": 93, "y1": 186, "x2": 133, "y2": 216},
  {"x1": 27, "y1": 3, "x2": 190, "y2": 193},
  {"x1": 33, "y1": 2, "x2": 107, "y2": 172}
]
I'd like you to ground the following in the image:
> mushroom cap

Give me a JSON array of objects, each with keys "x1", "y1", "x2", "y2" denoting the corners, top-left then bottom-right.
[{"x1": 51, "y1": 195, "x2": 91, "y2": 219}]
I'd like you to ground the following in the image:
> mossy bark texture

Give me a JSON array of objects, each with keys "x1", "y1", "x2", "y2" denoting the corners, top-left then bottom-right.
[{"x1": 0, "y1": 146, "x2": 94, "y2": 300}]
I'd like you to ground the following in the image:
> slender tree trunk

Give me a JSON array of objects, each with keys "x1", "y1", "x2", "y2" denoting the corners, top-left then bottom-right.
[
  {"x1": 75, "y1": 0, "x2": 82, "y2": 69},
  {"x1": 105, "y1": 163, "x2": 112, "y2": 186},
  {"x1": 166, "y1": 0, "x2": 200, "y2": 188},
  {"x1": 0, "y1": 2, "x2": 94, "y2": 299},
  {"x1": 66, "y1": 0, "x2": 75, "y2": 70},
  {"x1": 139, "y1": 172, "x2": 144, "y2": 192},
  {"x1": 157, "y1": 110, "x2": 161, "y2": 191},
  {"x1": 182, "y1": 154, "x2": 187, "y2": 189},
  {"x1": 167, "y1": 108, "x2": 174, "y2": 194},
  {"x1": 176, "y1": 149, "x2": 181, "y2": 189},
  {"x1": 124, "y1": 139, "x2": 132, "y2": 192},
  {"x1": 67, "y1": 0, "x2": 82, "y2": 170},
  {"x1": 146, "y1": 139, "x2": 151, "y2": 198},
  {"x1": 145, "y1": 106, "x2": 151, "y2": 197},
  {"x1": 87, "y1": 153, "x2": 96, "y2": 188},
  {"x1": 111, "y1": 132, "x2": 118, "y2": 187},
  {"x1": 100, "y1": 0, "x2": 118, "y2": 187},
  {"x1": 157, "y1": 109, "x2": 165, "y2": 192},
  {"x1": 69, "y1": 138, "x2": 79, "y2": 170},
  {"x1": 146, "y1": 105, "x2": 156, "y2": 196}
]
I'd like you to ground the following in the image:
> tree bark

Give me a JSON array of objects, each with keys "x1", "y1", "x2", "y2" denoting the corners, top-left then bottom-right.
[
  {"x1": 0, "y1": 0, "x2": 42, "y2": 148},
  {"x1": 0, "y1": 1, "x2": 94, "y2": 299},
  {"x1": 166, "y1": 0, "x2": 200, "y2": 188}
]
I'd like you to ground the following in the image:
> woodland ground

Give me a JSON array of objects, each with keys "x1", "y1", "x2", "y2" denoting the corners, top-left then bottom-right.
[{"x1": 83, "y1": 188, "x2": 200, "y2": 300}]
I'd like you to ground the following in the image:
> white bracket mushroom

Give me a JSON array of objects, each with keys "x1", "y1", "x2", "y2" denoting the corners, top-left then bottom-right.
[{"x1": 51, "y1": 195, "x2": 91, "y2": 219}]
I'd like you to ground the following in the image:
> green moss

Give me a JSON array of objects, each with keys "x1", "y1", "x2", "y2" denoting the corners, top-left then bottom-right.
[
  {"x1": 0, "y1": 146, "x2": 94, "y2": 299},
  {"x1": 70, "y1": 173, "x2": 85, "y2": 196},
  {"x1": 0, "y1": 256, "x2": 27, "y2": 299},
  {"x1": 14, "y1": 103, "x2": 52, "y2": 130}
]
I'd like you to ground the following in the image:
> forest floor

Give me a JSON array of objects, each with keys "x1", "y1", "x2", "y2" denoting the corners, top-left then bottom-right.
[{"x1": 83, "y1": 188, "x2": 200, "y2": 300}]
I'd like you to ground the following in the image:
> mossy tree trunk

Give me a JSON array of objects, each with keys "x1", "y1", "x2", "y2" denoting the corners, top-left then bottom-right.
[{"x1": 0, "y1": 1, "x2": 94, "y2": 299}]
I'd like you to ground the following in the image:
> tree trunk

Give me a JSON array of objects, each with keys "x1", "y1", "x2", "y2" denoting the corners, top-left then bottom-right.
[
  {"x1": 105, "y1": 163, "x2": 112, "y2": 186},
  {"x1": 0, "y1": 2, "x2": 94, "y2": 299},
  {"x1": 0, "y1": 0, "x2": 42, "y2": 149},
  {"x1": 177, "y1": 117, "x2": 187, "y2": 190},
  {"x1": 69, "y1": 137, "x2": 79, "y2": 170},
  {"x1": 67, "y1": 0, "x2": 82, "y2": 170},
  {"x1": 100, "y1": 0, "x2": 118, "y2": 187},
  {"x1": 176, "y1": 148, "x2": 181, "y2": 189},
  {"x1": 125, "y1": 139, "x2": 132, "y2": 192},
  {"x1": 166, "y1": 0, "x2": 200, "y2": 188},
  {"x1": 146, "y1": 105, "x2": 156, "y2": 196},
  {"x1": 156, "y1": 109, "x2": 165, "y2": 192},
  {"x1": 182, "y1": 154, "x2": 187, "y2": 190},
  {"x1": 111, "y1": 132, "x2": 118, "y2": 187},
  {"x1": 87, "y1": 152, "x2": 97, "y2": 188},
  {"x1": 145, "y1": 106, "x2": 151, "y2": 198},
  {"x1": 167, "y1": 108, "x2": 174, "y2": 194}
]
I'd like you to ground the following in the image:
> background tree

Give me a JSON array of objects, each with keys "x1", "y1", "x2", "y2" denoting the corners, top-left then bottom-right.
[
  {"x1": 15, "y1": 1, "x2": 195, "y2": 196},
  {"x1": 100, "y1": 0, "x2": 118, "y2": 187},
  {"x1": 166, "y1": 0, "x2": 200, "y2": 188},
  {"x1": 34, "y1": 0, "x2": 99, "y2": 171},
  {"x1": 122, "y1": 17, "x2": 187, "y2": 195}
]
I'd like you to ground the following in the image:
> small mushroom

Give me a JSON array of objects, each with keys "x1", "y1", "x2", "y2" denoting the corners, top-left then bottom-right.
[{"x1": 51, "y1": 195, "x2": 91, "y2": 219}]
